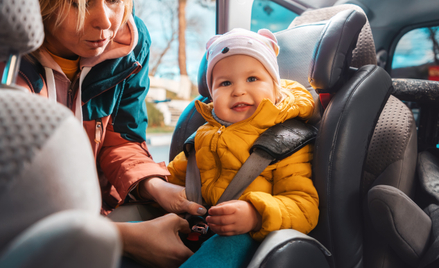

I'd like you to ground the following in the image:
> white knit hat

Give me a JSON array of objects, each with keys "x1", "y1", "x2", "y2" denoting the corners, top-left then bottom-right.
[{"x1": 205, "y1": 28, "x2": 280, "y2": 94}]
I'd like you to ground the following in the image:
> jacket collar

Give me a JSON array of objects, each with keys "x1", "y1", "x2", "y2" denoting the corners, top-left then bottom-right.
[{"x1": 195, "y1": 86, "x2": 312, "y2": 130}]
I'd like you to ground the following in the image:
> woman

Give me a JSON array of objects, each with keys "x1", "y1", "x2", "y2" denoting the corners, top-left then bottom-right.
[{"x1": 11, "y1": 0, "x2": 206, "y2": 266}]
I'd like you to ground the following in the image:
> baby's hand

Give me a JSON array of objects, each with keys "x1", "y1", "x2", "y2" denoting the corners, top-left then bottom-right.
[{"x1": 206, "y1": 200, "x2": 262, "y2": 236}]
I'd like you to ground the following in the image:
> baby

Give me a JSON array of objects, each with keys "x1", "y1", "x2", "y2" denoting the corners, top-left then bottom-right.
[{"x1": 168, "y1": 28, "x2": 319, "y2": 267}]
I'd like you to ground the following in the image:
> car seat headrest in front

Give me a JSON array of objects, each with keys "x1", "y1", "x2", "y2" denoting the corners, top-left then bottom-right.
[
  {"x1": 0, "y1": 0, "x2": 44, "y2": 62},
  {"x1": 0, "y1": 91, "x2": 102, "y2": 253}
]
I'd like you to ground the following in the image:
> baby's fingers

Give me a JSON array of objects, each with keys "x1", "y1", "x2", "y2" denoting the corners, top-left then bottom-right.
[
  {"x1": 206, "y1": 214, "x2": 235, "y2": 225},
  {"x1": 208, "y1": 203, "x2": 236, "y2": 216}
]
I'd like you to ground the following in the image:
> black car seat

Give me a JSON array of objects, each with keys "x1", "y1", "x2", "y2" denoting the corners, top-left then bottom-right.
[
  {"x1": 367, "y1": 150, "x2": 439, "y2": 268},
  {"x1": 0, "y1": 0, "x2": 121, "y2": 267},
  {"x1": 287, "y1": 5, "x2": 418, "y2": 268},
  {"x1": 170, "y1": 4, "x2": 417, "y2": 268}
]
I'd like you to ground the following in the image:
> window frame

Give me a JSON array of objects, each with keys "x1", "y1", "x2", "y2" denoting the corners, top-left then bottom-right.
[{"x1": 387, "y1": 21, "x2": 439, "y2": 75}]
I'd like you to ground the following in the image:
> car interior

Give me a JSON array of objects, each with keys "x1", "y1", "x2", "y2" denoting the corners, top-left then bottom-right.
[{"x1": 2, "y1": 0, "x2": 439, "y2": 268}]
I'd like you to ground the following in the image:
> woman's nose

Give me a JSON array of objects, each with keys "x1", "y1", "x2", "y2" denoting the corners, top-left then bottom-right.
[{"x1": 90, "y1": 2, "x2": 111, "y2": 30}]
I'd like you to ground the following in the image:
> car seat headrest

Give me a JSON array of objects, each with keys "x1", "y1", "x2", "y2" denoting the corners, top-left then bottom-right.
[
  {"x1": 308, "y1": 9, "x2": 366, "y2": 94},
  {"x1": 274, "y1": 9, "x2": 367, "y2": 95},
  {"x1": 0, "y1": 0, "x2": 44, "y2": 62},
  {"x1": 290, "y1": 4, "x2": 376, "y2": 69}
]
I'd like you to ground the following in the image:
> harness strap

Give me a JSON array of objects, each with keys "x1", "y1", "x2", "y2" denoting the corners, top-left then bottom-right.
[
  {"x1": 186, "y1": 151, "x2": 203, "y2": 205},
  {"x1": 217, "y1": 149, "x2": 274, "y2": 203}
]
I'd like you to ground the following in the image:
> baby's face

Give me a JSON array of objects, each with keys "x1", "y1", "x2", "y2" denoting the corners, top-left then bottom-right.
[{"x1": 210, "y1": 55, "x2": 276, "y2": 123}]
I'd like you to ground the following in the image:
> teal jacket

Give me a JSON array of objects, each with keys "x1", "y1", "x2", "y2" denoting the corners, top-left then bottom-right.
[{"x1": 12, "y1": 15, "x2": 170, "y2": 214}]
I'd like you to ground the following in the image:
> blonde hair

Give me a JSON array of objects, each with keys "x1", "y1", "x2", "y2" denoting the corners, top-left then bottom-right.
[
  {"x1": 39, "y1": 0, "x2": 133, "y2": 32},
  {"x1": 274, "y1": 81, "x2": 283, "y2": 104}
]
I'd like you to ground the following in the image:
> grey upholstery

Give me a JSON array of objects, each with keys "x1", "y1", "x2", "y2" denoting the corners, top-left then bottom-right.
[
  {"x1": 363, "y1": 95, "x2": 417, "y2": 197},
  {"x1": 0, "y1": 210, "x2": 121, "y2": 268},
  {"x1": 0, "y1": 91, "x2": 103, "y2": 253},
  {"x1": 0, "y1": 0, "x2": 121, "y2": 266},
  {"x1": 368, "y1": 185, "x2": 431, "y2": 267},
  {"x1": 0, "y1": 90, "x2": 122, "y2": 268},
  {"x1": 418, "y1": 151, "x2": 439, "y2": 204},
  {"x1": 284, "y1": 5, "x2": 417, "y2": 268},
  {"x1": 0, "y1": 0, "x2": 44, "y2": 61},
  {"x1": 289, "y1": 4, "x2": 376, "y2": 68}
]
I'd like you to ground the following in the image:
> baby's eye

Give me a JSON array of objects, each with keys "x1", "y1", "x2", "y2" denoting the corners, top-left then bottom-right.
[
  {"x1": 247, "y1": 77, "x2": 257, "y2": 82},
  {"x1": 220, "y1": 81, "x2": 231, "y2": 87}
]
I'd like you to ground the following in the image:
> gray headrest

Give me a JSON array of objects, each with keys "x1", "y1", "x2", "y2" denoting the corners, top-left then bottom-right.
[
  {"x1": 290, "y1": 4, "x2": 376, "y2": 69},
  {"x1": 274, "y1": 9, "x2": 366, "y2": 95},
  {"x1": 308, "y1": 9, "x2": 366, "y2": 93},
  {"x1": 0, "y1": 0, "x2": 44, "y2": 61}
]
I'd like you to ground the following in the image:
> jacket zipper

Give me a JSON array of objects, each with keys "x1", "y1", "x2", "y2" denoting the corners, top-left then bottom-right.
[
  {"x1": 67, "y1": 81, "x2": 76, "y2": 109},
  {"x1": 95, "y1": 118, "x2": 103, "y2": 144},
  {"x1": 205, "y1": 126, "x2": 225, "y2": 204}
]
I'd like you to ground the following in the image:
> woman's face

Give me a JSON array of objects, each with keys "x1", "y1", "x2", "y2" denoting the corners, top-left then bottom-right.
[{"x1": 44, "y1": 0, "x2": 125, "y2": 59}]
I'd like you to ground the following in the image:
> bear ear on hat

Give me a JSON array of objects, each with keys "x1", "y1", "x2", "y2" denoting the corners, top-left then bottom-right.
[
  {"x1": 206, "y1": 34, "x2": 222, "y2": 50},
  {"x1": 258, "y1": 28, "x2": 280, "y2": 56}
]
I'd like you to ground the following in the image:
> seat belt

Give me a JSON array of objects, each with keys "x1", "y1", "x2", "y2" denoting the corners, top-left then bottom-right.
[
  {"x1": 217, "y1": 149, "x2": 274, "y2": 203},
  {"x1": 184, "y1": 118, "x2": 318, "y2": 205},
  {"x1": 186, "y1": 151, "x2": 203, "y2": 205}
]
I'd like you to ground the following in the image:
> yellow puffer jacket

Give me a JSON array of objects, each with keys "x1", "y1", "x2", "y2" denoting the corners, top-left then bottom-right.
[{"x1": 167, "y1": 80, "x2": 319, "y2": 241}]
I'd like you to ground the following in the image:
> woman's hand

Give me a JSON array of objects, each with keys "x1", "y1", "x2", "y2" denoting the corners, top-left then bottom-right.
[
  {"x1": 206, "y1": 200, "x2": 262, "y2": 236},
  {"x1": 116, "y1": 213, "x2": 193, "y2": 268},
  {"x1": 138, "y1": 177, "x2": 207, "y2": 216}
]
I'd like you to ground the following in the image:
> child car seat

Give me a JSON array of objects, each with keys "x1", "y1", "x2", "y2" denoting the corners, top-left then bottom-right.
[
  {"x1": 287, "y1": 5, "x2": 417, "y2": 268},
  {"x1": 170, "y1": 4, "x2": 418, "y2": 268},
  {"x1": 0, "y1": 0, "x2": 121, "y2": 267}
]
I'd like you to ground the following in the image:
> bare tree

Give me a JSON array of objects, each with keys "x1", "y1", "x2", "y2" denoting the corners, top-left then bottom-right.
[
  {"x1": 136, "y1": 0, "x2": 215, "y2": 94},
  {"x1": 149, "y1": 1, "x2": 178, "y2": 76},
  {"x1": 178, "y1": 0, "x2": 188, "y2": 76}
]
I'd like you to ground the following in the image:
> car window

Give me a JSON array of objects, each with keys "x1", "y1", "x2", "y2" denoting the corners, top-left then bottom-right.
[
  {"x1": 250, "y1": 0, "x2": 299, "y2": 32},
  {"x1": 135, "y1": 0, "x2": 216, "y2": 164},
  {"x1": 391, "y1": 26, "x2": 439, "y2": 81}
]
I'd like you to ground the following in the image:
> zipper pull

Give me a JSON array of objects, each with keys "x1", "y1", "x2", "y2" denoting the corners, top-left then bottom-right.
[
  {"x1": 95, "y1": 119, "x2": 102, "y2": 143},
  {"x1": 211, "y1": 126, "x2": 225, "y2": 152}
]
